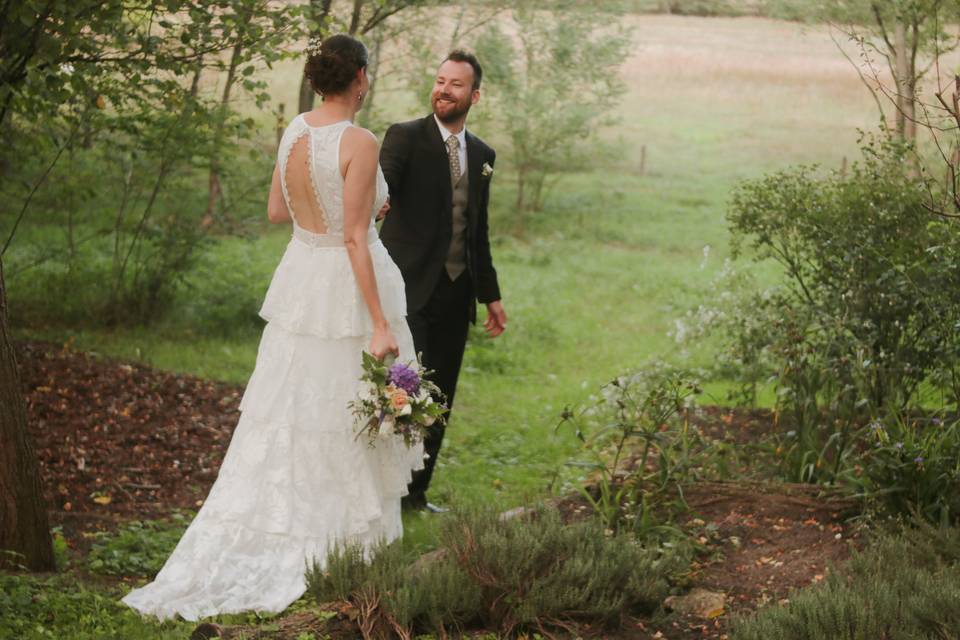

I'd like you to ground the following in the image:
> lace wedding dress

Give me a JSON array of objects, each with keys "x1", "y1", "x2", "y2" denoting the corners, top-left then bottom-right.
[{"x1": 122, "y1": 116, "x2": 423, "y2": 621}]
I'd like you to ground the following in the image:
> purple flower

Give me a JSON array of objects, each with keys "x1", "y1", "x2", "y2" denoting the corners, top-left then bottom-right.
[
  {"x1": 914, "y1": 456, "x2": 925, "y2": 464},
  {"x1": 388, "y1": 362, "x2": 421, "y2": 395},
  {"x1": 932, "y1": 418, "x2": 942, "y2": 426}
]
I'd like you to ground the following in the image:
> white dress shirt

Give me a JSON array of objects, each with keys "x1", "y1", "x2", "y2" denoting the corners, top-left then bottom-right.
[{"x1": 434, "y1": 114, "x2": 467, "y2": 176}]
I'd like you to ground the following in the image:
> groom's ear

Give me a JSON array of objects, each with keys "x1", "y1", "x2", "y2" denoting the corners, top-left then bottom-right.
[{"x1": 471, "y1": 89, "x2": 480, "y2": 107}]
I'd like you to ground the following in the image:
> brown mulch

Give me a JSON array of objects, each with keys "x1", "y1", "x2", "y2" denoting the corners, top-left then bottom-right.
[
  {"x1": 17, "y1": 340, "x2": 861, "y2": 639},
  {"x1": 645, "y1": 481, "x2": 860, "y2": 639},
  {"x1": 18, "y1": 340, "x2": 242, "y2": 548}
]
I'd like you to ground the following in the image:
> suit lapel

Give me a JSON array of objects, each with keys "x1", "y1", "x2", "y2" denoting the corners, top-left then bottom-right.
[
  {"x1": 465, "y1": 131, "x2": 482, "y2": 227},
  {"x1": 423, "y1": 114, "x2": 453, "y2": 211}
]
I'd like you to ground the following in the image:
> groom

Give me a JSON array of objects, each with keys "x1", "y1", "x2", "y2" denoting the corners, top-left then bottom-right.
[{"x1": 379, "y1": 50, "x2": 507, "y2": 512}]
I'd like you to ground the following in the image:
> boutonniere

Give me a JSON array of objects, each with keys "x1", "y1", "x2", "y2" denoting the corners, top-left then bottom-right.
[{"x1": 481, "y1": 162, "x2": 494, "y2": 178}]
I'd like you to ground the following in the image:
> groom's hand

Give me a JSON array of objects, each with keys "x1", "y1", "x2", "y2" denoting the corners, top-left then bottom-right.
[
  {"x1": 376, "y1": 197, "x2": 390, "y2": 221},
  {"x1": 484, "y1": 300, "x2": 507, "y2": 338}
]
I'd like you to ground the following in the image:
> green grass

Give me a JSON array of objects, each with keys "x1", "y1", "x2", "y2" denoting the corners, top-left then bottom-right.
[{"x1": 0, "y1": 573, "x2": 196, "y2": 640}]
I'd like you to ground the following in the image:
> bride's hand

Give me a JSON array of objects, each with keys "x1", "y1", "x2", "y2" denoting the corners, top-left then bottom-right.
[{"x1": 369, "y1": 325, "x2": 400, "y2": 360}]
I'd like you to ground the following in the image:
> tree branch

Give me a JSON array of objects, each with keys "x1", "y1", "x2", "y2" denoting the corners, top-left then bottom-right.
[
  {"x1": 1, "y1": 125, "x2": 76, "y2": 256},
  {"x1": 870, "y1": 2, "x2": 897, "y2": 58}
]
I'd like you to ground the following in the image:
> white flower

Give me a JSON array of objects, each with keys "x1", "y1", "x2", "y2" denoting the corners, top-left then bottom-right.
[
  {"x1": 357, "y1": 383, "x2": 377, "y2": 402},
  {"x1": 378, "y1": 415, "x2": 395, "y2": 437},
  {"x1": 400, "y1": 403, "x2": 413, "y2": 416},
  {"x1": 423, "y1": 415, "x2": 436, "y2": 426},
  {"x1": 481, "y1": 162, "x2": 494, "y2": 178}
]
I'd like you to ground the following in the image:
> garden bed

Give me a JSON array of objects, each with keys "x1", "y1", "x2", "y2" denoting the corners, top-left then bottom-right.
[{"x1": 12, "y1": 340, "x2": 869, "y2": 639}]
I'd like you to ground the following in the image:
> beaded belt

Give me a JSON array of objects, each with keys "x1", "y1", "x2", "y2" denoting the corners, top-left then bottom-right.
[{"x1": 292, "y1": 225, "x2": 378, "y2": 248}]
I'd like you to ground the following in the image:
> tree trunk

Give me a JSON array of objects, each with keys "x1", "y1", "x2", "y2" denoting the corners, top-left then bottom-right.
[
  {"x1": 357, "y1": 28, "x2": 383, "y2": 128},
  {"x1": 904, "y1": 20, "x2": 918, "y2": 143},
  {"x1": 298, "y1": 0, "x2": 336, "y2": 114},
  {"x1": 0, "y1": 256, "x2": 54, "y2": 572},
  {"x1": 348, "y1": 0, "x2": 364, "y2": 35},
  {"x1": 894, "y1": 19, "x2": 909, "y2": 140},
  {"x1": 298, "y1": 73, "x2": 317, "y2": 114},
  {"x1": 205, "y1": 29, "x2": 247, "y2": 225},
  {"x1": 514, "y1": 166, "x2": 527, "y2": 233}
]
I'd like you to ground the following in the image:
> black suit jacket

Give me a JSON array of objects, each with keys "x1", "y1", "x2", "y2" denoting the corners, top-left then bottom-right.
[{"x1": 379, "y1": 114, "x2": 501, "y2": 321}]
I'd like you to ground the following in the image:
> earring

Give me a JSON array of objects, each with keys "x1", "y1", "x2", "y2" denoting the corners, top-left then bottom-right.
[{"x1": 357, "y1": 91, "x2": 363, "y2": 103}]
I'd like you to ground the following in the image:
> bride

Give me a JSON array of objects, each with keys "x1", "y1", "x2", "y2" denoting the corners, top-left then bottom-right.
[{"x1": 122, "y1": 34, "x2": 423, "y2": 621}]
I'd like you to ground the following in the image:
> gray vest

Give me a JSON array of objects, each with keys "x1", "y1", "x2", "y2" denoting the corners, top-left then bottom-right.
[{"x1": 445, "y1": 171, "x2": 469, "y2": 280}]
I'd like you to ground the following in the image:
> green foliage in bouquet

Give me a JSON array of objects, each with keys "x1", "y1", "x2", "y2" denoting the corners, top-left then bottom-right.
[
  {"x1": 349, "y1": 352, "x2": 447, "y2": 448},
  {"x1": 731, "y1": 523, "x2": 960, "y2": 639},
  {"x1": 306, "y1": 505, "x2": 683, "y2": 638}
]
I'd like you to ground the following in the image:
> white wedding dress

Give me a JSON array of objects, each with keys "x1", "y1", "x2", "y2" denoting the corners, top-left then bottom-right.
[{"x1": 122, "y1": 116, "x2": 424, "y2": 621}]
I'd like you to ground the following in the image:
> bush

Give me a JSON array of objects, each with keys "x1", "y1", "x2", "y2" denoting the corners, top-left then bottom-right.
[
  {"x1": 714, "y1": 139, "x2": 960, "y2": 483},
  {"x1": 855, "y1": 414, "x2": 960, "y2": 526},
  {"x1": 731, "y1": 525, "x2": 960, "y2": 639},
  {"x1": 306, "y1": 506, "x2": 684, "y2": 638},
  {"x1": 172, "y1": 238, "x2": 271, "y2": 336}
]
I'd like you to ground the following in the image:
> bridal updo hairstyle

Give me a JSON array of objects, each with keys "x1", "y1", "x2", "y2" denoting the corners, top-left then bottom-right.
[{"x1": 304, "y1": 34, "x2": 368, "y2": 98}]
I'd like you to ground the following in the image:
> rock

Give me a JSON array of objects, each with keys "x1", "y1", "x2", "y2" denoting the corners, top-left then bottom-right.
[
  {"x1": 664, "y1": 588, "x2": 726, "y2": 618},
  {"x1": 499, "y1": 505, "x2": 536, "y2": 521},
  {"x1": 407, "y1": 548, "x2": 449, "y2": 578}
]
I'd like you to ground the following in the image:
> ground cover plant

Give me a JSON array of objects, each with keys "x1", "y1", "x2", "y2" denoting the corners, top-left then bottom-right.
[
  {"x1": 307, "y1": 505, "x2": 685, "y2": 639},
  {"x1": 558, "y1": 362, "x2": 706, "y2": 535}
]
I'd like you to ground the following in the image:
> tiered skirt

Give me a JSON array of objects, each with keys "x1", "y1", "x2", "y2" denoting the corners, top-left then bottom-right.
[{"x1": 122, "y1": 235, "x2": 423, "y2": 621}]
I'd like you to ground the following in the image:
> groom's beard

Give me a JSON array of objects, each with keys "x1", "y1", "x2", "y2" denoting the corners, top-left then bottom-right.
[{"x1": 432, "y1": 92, "x2": 471, "y2": 123}]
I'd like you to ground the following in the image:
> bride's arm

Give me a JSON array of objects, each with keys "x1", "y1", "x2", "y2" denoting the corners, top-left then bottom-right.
[
  {"x1": 267, "y1": 164, "x2": 291, "y2": 223},
  {"x1": 341, "y1": 127, "x2": 398, "y2": 359}
]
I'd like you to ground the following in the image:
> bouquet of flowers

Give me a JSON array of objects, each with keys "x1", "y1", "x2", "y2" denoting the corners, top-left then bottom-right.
[{"x1": 349, "y1": 352, "x2": 446, "y2": 447}]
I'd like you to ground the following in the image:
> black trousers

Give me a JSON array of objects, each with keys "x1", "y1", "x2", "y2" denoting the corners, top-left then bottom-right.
[{"x1": 405, "y1": 271, "x2": 472, "y2": 498}]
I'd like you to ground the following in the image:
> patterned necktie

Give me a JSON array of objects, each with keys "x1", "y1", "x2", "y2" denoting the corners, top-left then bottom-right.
[{"x1": 445, "y1": 135, "x2": 461, "y2": 182}]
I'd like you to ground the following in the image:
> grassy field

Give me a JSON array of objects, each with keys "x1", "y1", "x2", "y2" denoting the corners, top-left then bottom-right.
[{"x1": 16, "y1": 14, "x2": 880, "y2": 549}]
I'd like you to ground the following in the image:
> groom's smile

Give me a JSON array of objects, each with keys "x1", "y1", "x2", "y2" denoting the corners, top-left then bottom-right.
[{"x1": 431, "y1": 59, "x2": 480, "y2": 126}]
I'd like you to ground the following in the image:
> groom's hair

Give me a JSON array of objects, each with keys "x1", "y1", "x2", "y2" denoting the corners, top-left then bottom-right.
[{"x1": 445, "y1": 50, "x2": 482, "y2": 91}]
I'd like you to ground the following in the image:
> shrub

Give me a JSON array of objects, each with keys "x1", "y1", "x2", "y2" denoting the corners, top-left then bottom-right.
[
  {"x1": 731, "y1": 525, "x2": 960, "y2": 639},
  {"x1": 306, "y1": 506, "x2": 683, "y2": 638},
  {"x1": 855, "y1": 414, "x2": 960, "y2": 526},
  {"x1": 713, "y1": 139, "x2": 960, "y2": 483}
]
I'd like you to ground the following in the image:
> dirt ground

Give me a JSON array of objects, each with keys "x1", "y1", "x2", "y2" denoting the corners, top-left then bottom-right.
[
  {"x1": 19, "y1": 340, "x2": 859, "y2": 639},
  {"x1": 19, "y1": 340, "x2": 242, "y2": 552}
]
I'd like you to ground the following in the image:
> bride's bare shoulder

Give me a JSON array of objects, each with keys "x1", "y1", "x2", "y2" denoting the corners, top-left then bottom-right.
[
  {"x1": 341, "y1": 126, "x2": 381, "y2": 161},
  {"x1": 341, "y1": 125, "x2": 379, "y2": 146}
]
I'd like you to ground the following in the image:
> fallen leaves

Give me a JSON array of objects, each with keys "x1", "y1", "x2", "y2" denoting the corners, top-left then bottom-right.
[{"x1": 19, "y1": 340, "x2": 242, "y2": 528}]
